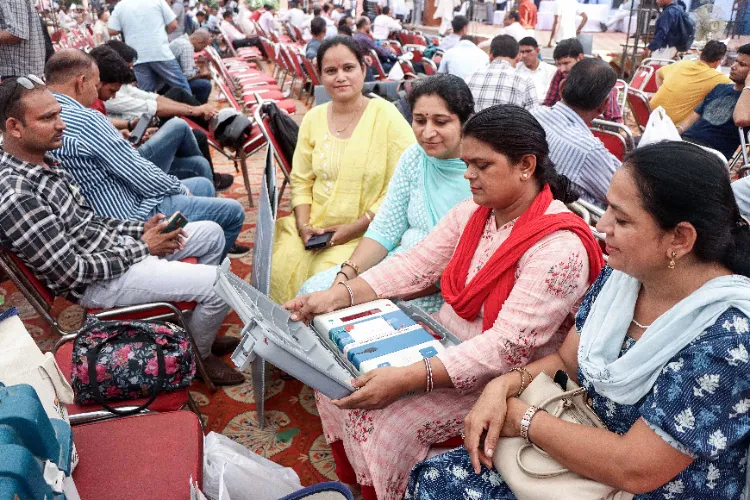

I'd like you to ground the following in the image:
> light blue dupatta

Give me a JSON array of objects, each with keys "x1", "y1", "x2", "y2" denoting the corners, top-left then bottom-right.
[{"x1": 420, "y1": 145, "x2": 472, "y2": 228}]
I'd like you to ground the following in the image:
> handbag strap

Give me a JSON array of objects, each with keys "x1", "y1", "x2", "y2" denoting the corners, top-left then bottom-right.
[
  {"x1": 86, "y1": 330, "x2": 166, "y2": 416},
  {"x1": 516, "y1": 444, "x2": 570, "y2": 478}
]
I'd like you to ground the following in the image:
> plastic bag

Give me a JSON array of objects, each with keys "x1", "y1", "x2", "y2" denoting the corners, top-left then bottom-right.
[
  {"x1": 203, "y1": 432, "x2": 302, "y2": 500},
  {"x1": 638, "y1": 106, "x2": 681, "y2": 148}
]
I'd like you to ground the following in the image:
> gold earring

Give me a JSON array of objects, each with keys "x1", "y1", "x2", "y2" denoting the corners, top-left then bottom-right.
[
  {"x1": 522, "y1": 173, "x2": 529, "y2": 179},
  {"x1": 668, "y1": 250, "x2": 676, "y2": 270}
]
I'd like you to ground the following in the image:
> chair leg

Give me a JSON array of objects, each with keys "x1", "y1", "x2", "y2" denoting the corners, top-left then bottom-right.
[
  {"x1": 238, "y1": 148, "x2": 254, "y2": 208},
  {"x1": 186, "y1": 392, "x2": 205, "y2": 431},
  {"x1": 170, "y1": 308, "x2": 217, "y2": 393}
]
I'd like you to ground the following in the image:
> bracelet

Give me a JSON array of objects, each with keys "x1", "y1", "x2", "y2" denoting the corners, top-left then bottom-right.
[
  {"x1": 423, "y1": 357, "x2": 434, "y2": 393},
  {"x1": 342, "y1": 260, "x2": 360, "y2": 276},
  {"x1": 298, "y1": 223, "x2": 311, "y2": 236},
  {"x1": 127, "y1": 119, "x2": 135, "y2": 132},
  {"x1": 509, "y1": 367, "x2": 533, "y2": 397},
  {"x1": 339, "y1": 281, "x2": 354, "y2": 307},
  {"x1": 519, "y1": 405, "x2": 542, "y2": 443},
  {"x1": 363, "y1": 211, "x2": 373, "y2": 222},
  {"x1": 336, "y1": 270, "x2": 352, "y2": 281}
]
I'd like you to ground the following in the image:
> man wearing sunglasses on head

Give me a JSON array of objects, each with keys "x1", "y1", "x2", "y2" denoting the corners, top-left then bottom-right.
[{"x1": 0, "y1": 76, "x2": 246, "y2": 386}]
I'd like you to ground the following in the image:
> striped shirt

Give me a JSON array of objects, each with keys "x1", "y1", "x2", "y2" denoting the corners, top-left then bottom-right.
[
  {"x1": 169, "y1": 34, "x2": 197, "y2": 78},
  {"x1": 0, "y1": 0, "x2": 46, "y2": 77},
  {"x1": 531, "y1": 102, "x2": 620, "y2": 208},
  {"x1": 0, "y1": 151, "x2": 148, "y2": 301},
  {"x1": 53, "y1": 92, "x2": 187, "y2": 222},
  {"x1": 466, "y1": 59, "x2": 538, "y2": 112}
]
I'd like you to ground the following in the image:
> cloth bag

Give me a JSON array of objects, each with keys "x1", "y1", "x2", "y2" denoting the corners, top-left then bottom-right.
[
  {"x1": 492, "y1": 371, "x2": 634, "y2": 500},
  {"x1": 203, "y1": 432, "x2": 303, "y2": 500},
  {"x1": 70, "y1": 317, "x2": 196, "y2": 415},
  {"x1": 638, "y1": 106, "x2": 681, "y2": 148}
]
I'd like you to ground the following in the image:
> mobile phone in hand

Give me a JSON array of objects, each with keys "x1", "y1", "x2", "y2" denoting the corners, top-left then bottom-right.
[
  {"x1": 161, "y1": 212, "x2": 189, "y2": 234},
  {"x1": 304, "y1": 232, "x2": 333, "y2": 250},
  {"x1": 128, "y1": 112, "x2": 154, "y2": 146}
]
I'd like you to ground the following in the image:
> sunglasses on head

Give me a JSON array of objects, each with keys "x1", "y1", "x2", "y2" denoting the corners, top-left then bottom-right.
[{"x1": 0, "y1": 75, "x2": 46, "y2": 124}]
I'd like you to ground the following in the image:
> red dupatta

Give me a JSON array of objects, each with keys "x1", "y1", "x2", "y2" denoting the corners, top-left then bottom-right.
[{"x1": 441, "y1": 186, "x2": 605, "y2": 332}]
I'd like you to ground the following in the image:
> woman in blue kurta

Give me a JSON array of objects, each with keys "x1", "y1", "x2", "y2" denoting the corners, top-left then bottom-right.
[
  {"x1": 406, "y1": 142, "x2": 750, "y2": 499},
  {"x1": 298, "y1": 74, "x2": 474, "y2": 312}
]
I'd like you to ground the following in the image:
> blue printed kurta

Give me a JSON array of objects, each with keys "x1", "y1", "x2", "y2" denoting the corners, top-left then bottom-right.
[{"x1": 406, "y1": 266, "x2": 750, "y2": 499}]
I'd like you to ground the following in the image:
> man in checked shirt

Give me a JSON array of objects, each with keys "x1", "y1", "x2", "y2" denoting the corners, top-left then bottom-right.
[{"x1": 0, "y1": 77, "x2": 245, "y2": 386}]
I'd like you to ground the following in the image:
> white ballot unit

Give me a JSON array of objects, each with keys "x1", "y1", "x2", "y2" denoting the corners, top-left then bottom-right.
[{"x1": 213, "y1": 261, "x2": 461, "y2": 400}]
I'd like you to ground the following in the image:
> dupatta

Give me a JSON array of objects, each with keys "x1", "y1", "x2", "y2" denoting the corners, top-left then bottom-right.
[{"x1": 420, "y1": 145, "x2": 472, "y2": 228}]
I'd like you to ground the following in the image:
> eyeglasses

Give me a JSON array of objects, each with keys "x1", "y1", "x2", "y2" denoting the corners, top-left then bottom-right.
[{"x1": 0, "y1": 74, "x2": 46, "y2": 124}]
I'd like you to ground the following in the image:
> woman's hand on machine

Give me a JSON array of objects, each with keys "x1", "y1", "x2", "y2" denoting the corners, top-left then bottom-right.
[
  {"x1": 283, "y1": 288, "x2": 349, "y2": 323},
  {"x1": 332, "y1": 366, "x2": 414, "y2": 410}
]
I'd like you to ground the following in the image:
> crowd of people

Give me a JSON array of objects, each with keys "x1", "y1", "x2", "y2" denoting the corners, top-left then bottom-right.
[{"x1": 2, "y1": 0, "x2": 750, "y2": 499}]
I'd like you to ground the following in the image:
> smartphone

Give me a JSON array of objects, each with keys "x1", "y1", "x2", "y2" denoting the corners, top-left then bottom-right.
[
  {"x1": 304, "y1": 232, "x2": 333, "y2": 250},
  {"x1": 161, "y1": 212, "x2": 189, "y2": 234},
  {"x1": 128, "y1": 112, "x2": 154, "y2": 146}
]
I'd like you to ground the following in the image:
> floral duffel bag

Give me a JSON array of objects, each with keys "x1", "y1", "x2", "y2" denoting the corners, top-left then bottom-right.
[{"x1": 70, "y1": 317, "x2": 196, "y2": 415}]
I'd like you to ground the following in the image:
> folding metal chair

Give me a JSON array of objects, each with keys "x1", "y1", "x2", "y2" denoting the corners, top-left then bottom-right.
[
  {"x1": 590, "y1": 118, "x2": 635, "y2": 161},
  {"x1": 626, "y1": 87, "x2": 651, "y2": 132},
  {"x1": 735, "y1": 128, "x2": 750, "y2": 178},
  {"x1": 422, "y1": 58, "x2": 438, "y2": 75},
  {"x1": 628, "y1": 65, "x2": 654, "y2": 93},
  {"x1": 369, "y1": 49, "x2": 390, "y2": 81},
  {"x1": 300, "y1": 54, "x2": 322, "y2": 106},
  {"x1": 253, "y1": 93, "x2": 293, "y2": 199}
]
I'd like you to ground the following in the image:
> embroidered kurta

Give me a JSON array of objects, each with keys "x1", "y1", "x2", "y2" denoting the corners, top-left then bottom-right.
[
  {"x1": 406, "y1": 266, "x2": 750, "y2": 499},
  {"x1": 270, "y1": 99, "x2": 414, "y2": 303},
  {"x1": 316, "y1": 198, "x2": 591, "y2": 500}
]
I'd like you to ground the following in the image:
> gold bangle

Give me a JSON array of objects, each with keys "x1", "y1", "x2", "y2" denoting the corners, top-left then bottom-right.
[
  {"x1": 509, "y1": 367, "x2": 533, "y2": 397},
  {"x1": 342, "y1": 260, "x2": 360, "y2": 276},
  {"x1": 363, "y1": 211, "x2": 373, "y2": 222}
]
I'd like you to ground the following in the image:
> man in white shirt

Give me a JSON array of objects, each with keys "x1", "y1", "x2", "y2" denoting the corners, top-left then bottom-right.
[
  {"x1": 438, "y1": 35, "x2": 489, "y2": 80},
  {"x1": 547, "y1": 0, "x2": 587, "y2": 47},
  {"x1": 109, "y1": 0, "x2": 192, "y2": 94},
  {"x1": 515, "y1": 36, "x2": 557, "y2": 103},
  {"x1": 220, "y1": 11, "x2": 262, "y2": 50},
  {"x1": 259, "y1": 3, "x2": 277, "y2": 35},
  {"x1": 500, "y1": 11, "x2": 528, "y2": 41},
  {"x1": 281, "y1": 1, "x2": 308, "y2": 31},
  {"x1": 372, "y1": 6, "x2": 402, "y2": 40},
  {"x1": 439, "y1": 15, "x2": 468, "y2": 51}
]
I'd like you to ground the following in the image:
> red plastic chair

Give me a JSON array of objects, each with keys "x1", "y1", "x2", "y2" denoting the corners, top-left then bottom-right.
[
  {"x1": 422, "y1": 58, "x2": 437, "y2": 75},
  {"x1": 590, "y1": 118, "x2": 634, "y2": 161},
  {"x1": 626, "y1": 87, "x2": 652, "y2": 132},
  {"x1": 369, "y1": 49, "x2": 389, "y2": 81},
  {"x1": 642, "y1": 58, "x2": 675, "y2": 94},
  {"x1": 628, "y1": 65, "x2": 653, "y2": 93},
  {"x1": 71, "y1": 411, "x2": 203, "y2": 500}
]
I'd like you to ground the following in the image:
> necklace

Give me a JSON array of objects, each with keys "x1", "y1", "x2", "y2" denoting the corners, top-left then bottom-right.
[
  {"x1": 631, "y1": 319, "x2": 652, "y2": 329},
  {"x1": 331, "y1": 97, "x2": 365, "y2": 137}
]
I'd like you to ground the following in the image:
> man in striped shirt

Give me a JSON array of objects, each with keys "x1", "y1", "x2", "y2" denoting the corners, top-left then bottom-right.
[
  {"x1": 45, "y1": 49, "x2": 248, "y2": 258},
  {"x1": 531, "y1": 58, "x2": 621, "y2": 208},
  {"x1": 0, "y1": 77, "x2": 244, "y2": 385}
]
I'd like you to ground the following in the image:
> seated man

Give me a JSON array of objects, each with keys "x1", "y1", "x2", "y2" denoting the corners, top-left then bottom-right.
[
  {"x1": 45, "y1": 49, "x2": 248, "y2": 258},
  {"x1": 89, "y1": 45, "x2": 212, "y2": 184},
  {"x1": 220, "y1": 10, "x2": 263, "y2": 50},
  {"x1": 532, "y1": 58, "x2": 621, "y2": 208},
  {"x1": 499, "y1": 11, "x2": 527, "y2": 42},
  {"x1": 650, "y1": 40, "x2": 731, "y2": 125},
  {"x1": 466, "y1": 34, "x2": 537, "y2": 112},
  {"x1": 680, "y1": 43, "x2": 750, "y2": 160},
  {"x1": 438, "y1": 35, "x2": 489, "y2": 81},
  {"x1": 438, "y1": 15, "x2": 468, "y2": 51},
  {"x1": 353, "y1": 16, "x2": 396, "y2": 72},
  {"x1": 306, "y1": 17, "x2": 327, "y2": 60},
  {"x1": 544, "y1": 38, "x2": 622, "y2": 123},
  {"x1": 259, "y1": 3, "x2": 278, "y2": 35},
  {"x1": 372, "y1": 6, "x2": 401, "y2": 40},
  {"x1": 0, "y1": 77, "x2": 244, "y2": 385},
  {"x1": 516, "y1": 36, "x2": 557, "y2": 103},
  {"x1": 169, "y1": 29, "x2": 214, "y2": 104}
]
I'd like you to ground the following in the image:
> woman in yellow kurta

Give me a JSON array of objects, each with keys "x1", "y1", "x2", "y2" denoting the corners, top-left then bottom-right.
[{"x1": 270, "y1": 36, "x2": 415, "y2": 303}]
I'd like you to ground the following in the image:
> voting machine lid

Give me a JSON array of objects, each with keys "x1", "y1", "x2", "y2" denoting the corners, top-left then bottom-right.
[{"x1": 213, "y1": 260, "x2": 357, "y2": 400}]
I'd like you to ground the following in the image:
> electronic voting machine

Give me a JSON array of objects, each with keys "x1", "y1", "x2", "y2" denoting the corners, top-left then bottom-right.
[{"x1": 213, "y1": 260, "x2": 461, "y2": 400}]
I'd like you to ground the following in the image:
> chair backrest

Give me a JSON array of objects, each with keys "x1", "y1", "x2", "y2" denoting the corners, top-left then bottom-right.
[
  {"x1": 591, "y1": 129, "x2": 628, "y2": 161},
  {"x1": 591, "y1": 118, "x2": 635, "y2": 150},
  {"x1": 214, "y1": 76, "x2": 244, "y2": 112},
  {"x1": 260, "y1": 37, "x2": 276, "y2": 62},
  {"x1": 300, "y1": 55, "x2": 321, "y2": 86},
  {"x1": 422, "y1": 58, "x2": 437, "y2": 75},
  {"x1": 399, "y1": 58, "x2": 417, "y2": 79},
  {"x1": 614, "y1": 79, "x2": 628, "y2": 111},
  {"x1": 626, "y1": 87, "x2": 651, "y2": 132},
  {"x1": 0, "y1": 250, "x2": 55, "y2": 307},
  {"x1": 412, "y1": 32, "x2": 428, "y2": 46},
  {"x1": 382, "y1": 39, "x2": 403, "y2": 55},
  {"x1": 369, "y1": 49, "x2": 388, "y2": 80},
  {"x1": 403, "y1": 44, "x2": 423, "y2": 62},
  {"x1": 281, "y1": 44, "x2": 305, "y2": 79},
  {"x1": 629, "y1": 65, "x2": 653, "y2": 92}
]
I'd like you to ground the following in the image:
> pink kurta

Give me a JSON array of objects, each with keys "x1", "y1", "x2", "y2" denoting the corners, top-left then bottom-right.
[{"x1": 316, "y1": 199, "x2": 591, "y2": 499}]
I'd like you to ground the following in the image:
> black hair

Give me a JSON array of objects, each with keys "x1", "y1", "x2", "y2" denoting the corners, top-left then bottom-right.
[
  {"x1": 451, "y1": 14, "x2": 469, "y2": 33},
  {"x1": 507, "y1": 10, "x2": 520, "y2": 22},
  {"x1": 700, "y1": 40, "x2": 727, "y2": 63},
  {"x1": 311, "y1": 16, "x2": 327, "y2": 36},
  {"x1": 462, "y1": 104, "x2": 579, "y2": 203},
  {"x1": 407, "y1": 74, "x2": 475, "y2": 124},
  {"x1": 338, "y1": 25, "x2": 353, "y2": 36},
  {"x1": 490, "y1": 34, "x2": 519, "y2": 59},
  {"x1": 316, "y1": 35, "x2": 365, "y2": 73},
  {"x1": 44, "y1": 49, "x2": 96, "y2": 85},
  {"x1": 313, "y1": 5, "x2": 321, "y2": 15},
  {"x1": 738, "y1": 43, "x2": 750, "y2": 56},
  {"x1": 338, "y1": 14, "x2": 352, "y2": 27},
  {"x1": 561, "y1": 57, "x2": 616, "y2": 111},
  {"x1": 89, "y1": 45, "x2": 134, "y2": 84},
  {"x1": 624, "y1": 142, "x2": 750, "y2": 277},
  {"x1": 222, "y1": 10, "x2": 233, "y2": 18},
  {"x1": 382, "y1": 6, "x2": 390, "y2": 15},
  {"x1": 518, "y1": 36, "x2": 538, "y2": 48},
  {"x1": 460, "y1": 34, "x2": 476, "y2": 44},
  {"x1": 97, "y1": 8, "x2": 109, "y2": 19},
  {"x1": 196, "y1": 10, "x2": 206, "y2": 17},
  {"x1": 105, "y1": 39, "x2": 138, "y2": 64},
  {"x1": 323, "y1": 3, "x2": 331, "y2": 12},
  {"x1": 264, "y1": 3, "x2": 275, "y2": 10},
  {"x1": 356, "y1": 16, "x2": 369, "y2": 29},
  {"x1": 553, "y1": 37, "x2": 583, "y2": 61},
  {"x1": 0, "y1": 78, "x2": 47, "y2": 129}
]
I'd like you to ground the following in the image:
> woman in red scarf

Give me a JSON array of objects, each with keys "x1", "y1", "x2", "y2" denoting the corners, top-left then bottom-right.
[{"x1": 283, "y1": 104, "x2": 605, "y2": 500}]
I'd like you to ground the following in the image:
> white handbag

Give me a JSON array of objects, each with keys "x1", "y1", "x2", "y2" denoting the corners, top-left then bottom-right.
[
  {"x1": 638, "y1": 106, "x2": 681, "y2": 148},
  {"x1": 492, "y1": 371, "x2": 634, "y2": 500}
]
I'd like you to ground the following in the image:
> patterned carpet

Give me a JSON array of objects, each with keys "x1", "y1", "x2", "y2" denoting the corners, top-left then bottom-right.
[{"x1": 0, "y1": 114, "x2": 340, "y2": 486}]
